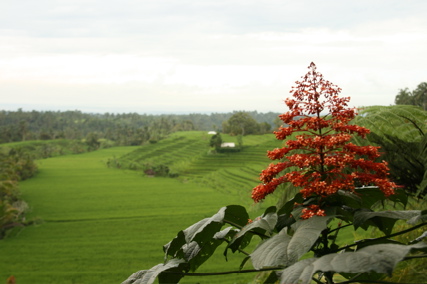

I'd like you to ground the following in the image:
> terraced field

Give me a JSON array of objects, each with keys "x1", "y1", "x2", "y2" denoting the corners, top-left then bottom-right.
[
  {"x1": 116, "y1": 131, "x2": 285, "y2": 202},
  {"x1": 1, "y1": 132, "x2": 287, "y2": 283},
  {"x1": 2, "y1": 144, "x2": 277, "y2": 284}
]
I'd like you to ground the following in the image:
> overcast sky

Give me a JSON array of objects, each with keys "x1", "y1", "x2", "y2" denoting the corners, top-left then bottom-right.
[{"x1": 1, "y1": 1, "x2": 426, "y2": 114}]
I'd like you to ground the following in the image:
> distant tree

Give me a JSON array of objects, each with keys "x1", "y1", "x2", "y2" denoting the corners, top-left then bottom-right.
[
  {"x1": 209, "y1": 133, "x2": 223, "y2": 151},
  {"x1": 395, "y1": 88, "x2": 413, "y2": 105},
  {"x1": 18, "y1": 120, "x2": 28, "y2": 141},
  {"x1": 413, "y1": 82, "x2": 427, "y2": 110},
  {"x1": 258, "y1": 122, "x2": 272, "y2": 133},
  {"x1": 222, "y1": 112, "x2": 260, "y2": 136},
  {"x1": 172, "y1": 120, "x2": 195, "y2": 132},
  {"x1": 39, "y1": 131, "x2": 52, "y2": 140},
  {"x1": 85, "y1": 132, "x2": 101, "y2": 151},
  {"x1": 273, "y1": 116, "x2": 282, "y2": 130},
  {"x1": 395, "y1": 82, "x2": 427, "y2": 110}
]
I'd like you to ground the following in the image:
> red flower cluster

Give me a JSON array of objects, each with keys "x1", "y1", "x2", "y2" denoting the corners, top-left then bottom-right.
[
  {"x1": 300, "y1": 205, "x2": 326, "y2": 219},
  {"x1": 252, "y1": 63, "x2": 396, "y2": 207}
]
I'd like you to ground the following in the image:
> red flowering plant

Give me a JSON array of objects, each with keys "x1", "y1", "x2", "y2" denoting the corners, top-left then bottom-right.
[
  {"x1": 252, "y1": 62, "x2": 396, "y2": 219},
  {"x1": 123, "y1": 63, "x2": 427, "y2": 284}
]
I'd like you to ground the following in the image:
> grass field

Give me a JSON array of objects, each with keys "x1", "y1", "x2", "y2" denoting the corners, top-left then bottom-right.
[{"x1": 0, "y1": 134, "x2": 283, "y2": 284}]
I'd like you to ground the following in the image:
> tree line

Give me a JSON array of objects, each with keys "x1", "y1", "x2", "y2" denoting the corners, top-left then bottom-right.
[
  {"x1": 0, "y1": 109, "x2": 280, "y2": 145},
  {"x1": 395, "y1": 81, "x2": 427, "y2": 110}
]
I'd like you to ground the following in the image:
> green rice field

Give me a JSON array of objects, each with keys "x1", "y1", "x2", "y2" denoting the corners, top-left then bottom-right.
[{"x1": 0, "y1": 133, "x2": 282, "y2": 283}]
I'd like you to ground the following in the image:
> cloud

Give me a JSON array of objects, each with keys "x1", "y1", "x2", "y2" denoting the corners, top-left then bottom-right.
[{"x1": 1, "y1": 1, "x2": 427, "y2": 113}]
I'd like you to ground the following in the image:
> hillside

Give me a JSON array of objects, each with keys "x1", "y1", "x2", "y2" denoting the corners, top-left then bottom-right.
[
  {"x1": 114, "y1": 131, "x2": 284, "y2": 200},
  {"x1": 0, "y1": 136, "x2": 282, "y2": 283}
]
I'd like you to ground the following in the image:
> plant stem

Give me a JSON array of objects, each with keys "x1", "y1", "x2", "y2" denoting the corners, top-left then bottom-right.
[
  {"x1": 164, "y1": 267, "x2": 284, "y2": 276},
  {"x1": 403, "y1": 254, "x2": 427, "y2": 260},
  {"x1": 333, "y1": 221, "x2": 427, "y2": 253}
]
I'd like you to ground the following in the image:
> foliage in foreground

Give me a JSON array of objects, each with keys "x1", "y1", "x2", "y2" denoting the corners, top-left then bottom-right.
[
  {"x1": 123, "y1": 63, "x2": 427, "y2": 284},
  {"x1": 353, "y1": 105, "x2": 427, "y2": 198}
]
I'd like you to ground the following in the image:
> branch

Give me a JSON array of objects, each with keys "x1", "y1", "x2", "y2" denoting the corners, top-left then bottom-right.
[
  {"x1": 337, "y1": 271, "x2": 427, "y2": 284},
  {"x1": 339, "y1": 280, "x2": 424, "y2": 284},
  {"x1": 403, "y1": 254, "x2": 427, "y2": 260},
  {"x1": 163, "y1": 267, "x2": 283, "y2": 276},
  {"x1": 328, "y1": 223, "x2": 352, "y2": 234},
  {"x1": 218, "y1": 238, "x2": 250, "y2": 256},
  {"x1": 223, "y1": 219, "x2": 244, "y2": 230},
  {"x1": 224, "y1": 219, "x2": 271, "y2": 239},
  {"x1": 333, "y1": 221, "x2": 427, "y2": 253}
]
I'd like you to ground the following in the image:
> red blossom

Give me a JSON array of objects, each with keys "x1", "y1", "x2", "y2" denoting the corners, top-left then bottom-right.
[
  {"x1": 301, "y1": 205, "x2": 326, "y2": 219},
  {"x1": 252, "y1": 62, "x2": 396, "y2": 210}
]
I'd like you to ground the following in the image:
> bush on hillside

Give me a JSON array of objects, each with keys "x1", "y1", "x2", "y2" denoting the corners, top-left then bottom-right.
[{"x1": 0, "y1": 150, "x2": 36, "y2": 239}]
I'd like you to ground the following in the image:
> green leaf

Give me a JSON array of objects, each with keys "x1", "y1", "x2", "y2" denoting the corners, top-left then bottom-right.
[
  {"x1": 163, "y1": 230, "x2": 186, "y2": 260},
  {"x1": 340, "y1": 271, "x2": 385, "y2": 282},
  {"x1": 354, "y1": 209, "x2": 423, "y2": 234},
  {"x1": 263, "y1": 271, "x2": 279, "y2": 284},
  {"x1": 288, "y1": 216, "x2": 330, "y2": 262},
  {"x1": 277, "y1": 258, "x2": 316, "y2": 284},
  {"x1": 121, "y1": 259, "x2": 187, "y2": 284},
  {"x1": 277, "y1": 192, "x2": 303, "y2": 215},
  {"x1": 411, "y1": 230, "x2": 427, "y2": 243},
  {"x1": 227, "y1": 207, "x2": 277, "y2": 254},
  {"x1": 164, "y1": 206, "x2": 243, "y2": 262},
  {"x1": 354, "y1": 186, "x2": 388, "y2": 209},
  {"x1": 407, "y1": 209, "x2": 427, "y2": 224},
  {"x1": 214, "y1": 226, "x2": 238, "y2": 240},
  {"x1": 251, "y1": 228, "x2": 292, "y2": 269},
  {"x1": 336, "y1": 189, "x2": 362, "y2": 208},
  {"x1": 180, "y1": 227, "x2": 239, "y2": 272},
  {"x1": 388, "y1": 189, "x2": 408, "y2": 207},
  {"x1": 275, "y1": 213, "x2": 295, "y2": 232},
  {"x1": 250, "y1": 216, "x2": 330, "y2": 270},
  {"x1": 278, "y1": 243, "x2": 427, "y2": 284},
  {"x1": 223, "y1": 205, "x2": 250, "y2": 227}
]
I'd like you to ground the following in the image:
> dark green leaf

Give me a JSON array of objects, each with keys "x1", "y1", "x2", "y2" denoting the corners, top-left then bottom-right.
[
  {"x1": 121, "y1": 259, "x2": 188, "y2": 284},
  {"x1": 275, "y1": 213, "x2": 295, "y2": 232},
  {"x1": 163, "y1": 230, "x2": 186, "y2": 259},
  {"x1": 227, "y1": 207, "x2": 277, "y2": 254},
  {"x1": 213, "y1": 226, "x2": 238, "y2": 240},
  {"x1": 336, "y1": 189, "x2": 362, "y2": 208},
  {"x1": 354, "y1": 186, "x2": 388, "y2": 209},
  {"x1": 354, "y1": 209, "x2": 423, "y2": 234},
  {"x1": 339, "y1": 271, "x2": 385, "y2": 282},
  {"x1": 223, "y1": 205, "x2": 250, "y2": 228},
  {"x1": 251, "y1": 228, "x2": 292, "y2": 269},
  {"x1": 388, "y1": 189, "x2": 408, "y2": 207},
  {"x1": 411, "y1": 230, "x2": 427, "y2": 243},
  {"x1": 407, "y1": 209, "x2": 427, "y2": 224},
  {"x1": 277, "y1": 192, "x2": 303, "y2": 215},
  {"x1": 263, "y1": 271, "x2": 279, "y2": 284},
  {"x1": 184, "y1": 239, "x2": 223, "y2": 272},
  {"x1": 250, "y1": 216, "x2": 329, "y2": 270},
  {"x1": 164, "y1": 206, "x2": 242, "y2": 261},
  {"x1": 277, "y1": 258, "x2": 316, "y2": 284},
  {"x1": 239, "y1": 255, "x2": 251, "y2": 271},
  {"x1": 278, "y1": 243, "x2": 427, "y2": 284},
  {"x1": 288, "y1": 216, "x2": 329, "y2": 263}
]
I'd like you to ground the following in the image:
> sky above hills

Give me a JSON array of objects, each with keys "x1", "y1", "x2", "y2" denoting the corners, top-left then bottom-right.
[{"x1": 1, "y1": 1, "x2": 426, "y2": 114}]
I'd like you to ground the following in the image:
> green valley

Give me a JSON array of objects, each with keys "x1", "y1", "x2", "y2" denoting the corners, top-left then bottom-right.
[{"x1": 0, "y1": 132, "x2": 282, "y2": 283}]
